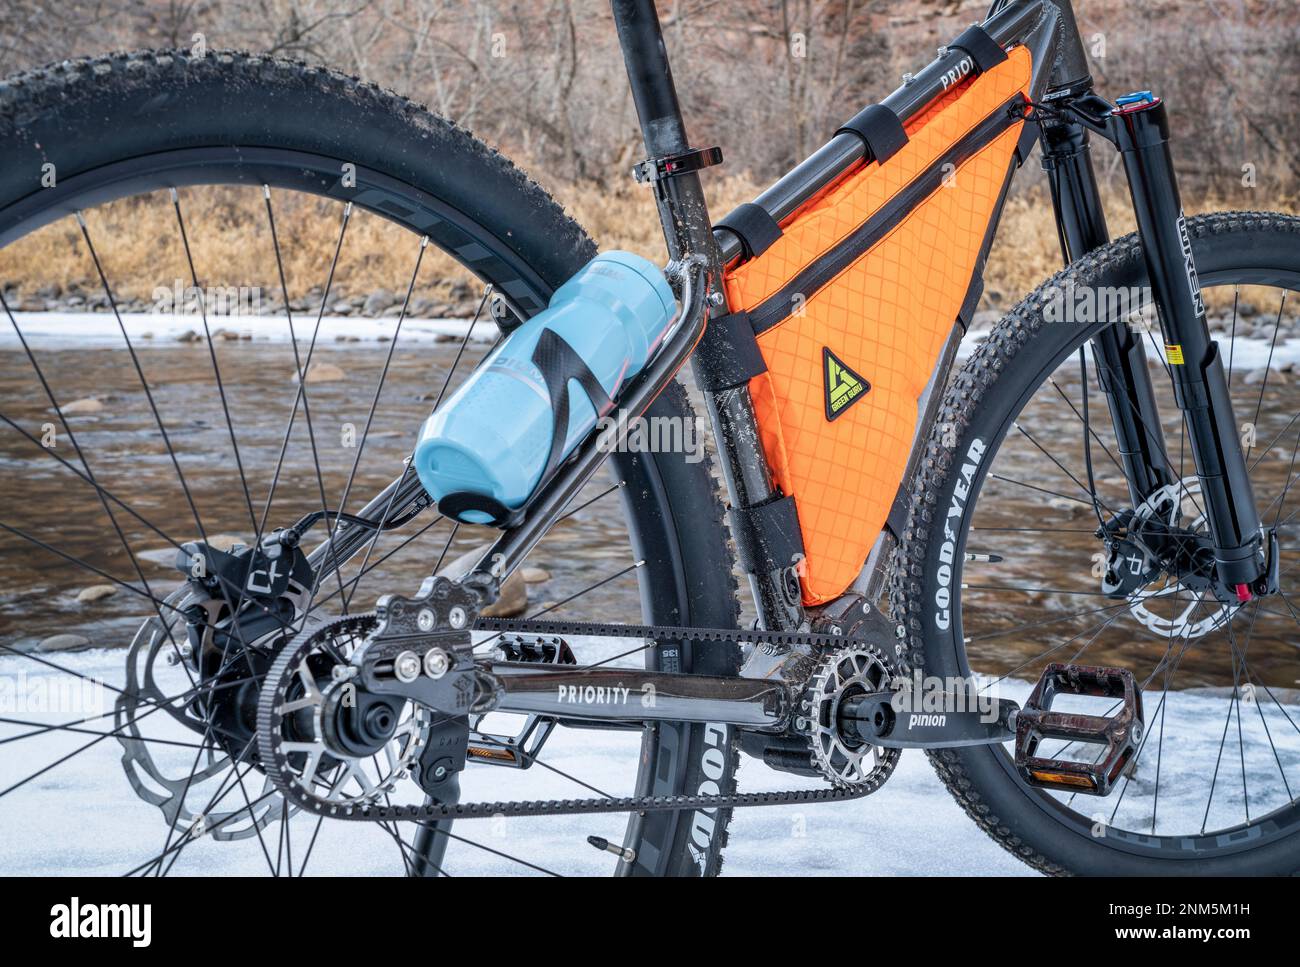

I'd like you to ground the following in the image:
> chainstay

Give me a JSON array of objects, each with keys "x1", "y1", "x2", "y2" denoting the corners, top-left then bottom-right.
[{"x1": 269, "y1": 612, "x2": 901, "y2": 822}]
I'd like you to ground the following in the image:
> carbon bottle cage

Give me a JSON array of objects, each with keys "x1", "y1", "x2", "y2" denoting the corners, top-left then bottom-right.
[{"x1": 463, "y1": 256, "x2": 708, "y2": 584}]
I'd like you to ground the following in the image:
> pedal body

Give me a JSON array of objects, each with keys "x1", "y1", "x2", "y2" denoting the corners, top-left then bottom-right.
[{"x1": 1014, "y1": 663, "x2": 1143, "y2": 796}]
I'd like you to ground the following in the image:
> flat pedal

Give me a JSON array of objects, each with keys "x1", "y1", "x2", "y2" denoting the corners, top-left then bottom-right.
[
  {"x1": 466, "y1": 633, "x2": 576, "y2": 768},
  {"x1": 1014, "y1": 663, "x2": 1143, "y2": 796}
]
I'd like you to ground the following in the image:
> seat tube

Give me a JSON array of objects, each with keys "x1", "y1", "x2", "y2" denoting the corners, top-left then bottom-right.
[
  {"x1": 1111, "y1": 94, "x2": 1265, "y2": 595},
  {"x1": 1039, "y1": 114, "x2": 1175, "y2": 504},
  {"x1": 610, "y1": 0, "x2": 804, "y2": 628}
]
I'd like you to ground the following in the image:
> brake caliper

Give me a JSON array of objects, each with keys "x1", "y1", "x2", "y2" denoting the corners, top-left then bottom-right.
[{"x1": 172, "y1": 531, "x2": 315, "y2": 760}]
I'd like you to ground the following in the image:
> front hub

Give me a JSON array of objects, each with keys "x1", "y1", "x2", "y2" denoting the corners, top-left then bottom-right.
[{"x1": 1096, "y1": 477, "x2": 1278, "y2": 639}]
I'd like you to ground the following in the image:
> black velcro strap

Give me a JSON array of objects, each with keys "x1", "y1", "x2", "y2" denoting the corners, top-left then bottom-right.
[
  {"x1": 884, "y1": 486, "x2": 911, "y2": 542},
  {"x1": 950, "y1": 24, "x2": 1008, "y2": 74},
  {"x1": 956, "y1": 275, "x2": 984, "y2": 334},
  {"x1": 836, "y1": 104, "x2": 908, "y2": 165},
  {"x1": 729, "y1": 494, "x2": 805, "y2": 575},
  {"x1": 715, "y1": 202, "x2": 783, "y2": 260},
  {"x1": 1014, "y1": 114, "x2": 1039, "y2": 167},
  {"x1": 693, "y1": 311, "x2": 768, "y2": 391}
]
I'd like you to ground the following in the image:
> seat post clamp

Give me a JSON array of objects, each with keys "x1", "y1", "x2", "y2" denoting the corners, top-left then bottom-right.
[{"x1": 632, "y1": 146, "x2": 723, "y2": 185}]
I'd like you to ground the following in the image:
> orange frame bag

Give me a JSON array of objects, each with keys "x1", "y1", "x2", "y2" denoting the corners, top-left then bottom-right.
[{"x1": 720, "y1": 45, "x2": 1035, "y2": 605}]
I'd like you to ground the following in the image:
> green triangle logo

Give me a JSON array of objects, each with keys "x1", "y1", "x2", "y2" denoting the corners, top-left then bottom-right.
[{"x1": 823, "y1": 347, "x2": 870, "y2": 421}]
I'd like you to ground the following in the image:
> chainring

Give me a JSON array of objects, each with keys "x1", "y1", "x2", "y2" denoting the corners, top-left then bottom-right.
[{"x1": 801, "y1": 645, "x2": 901, "y2": 788}]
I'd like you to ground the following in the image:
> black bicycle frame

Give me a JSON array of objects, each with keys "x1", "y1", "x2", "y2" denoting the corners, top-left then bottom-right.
[{"x1": 469, "y1": 0, "x2": 1272, "y2": 636}]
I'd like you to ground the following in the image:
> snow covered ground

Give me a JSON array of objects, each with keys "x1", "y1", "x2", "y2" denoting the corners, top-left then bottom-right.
[
  {"x1": 3, "y1": 642, "x2": 1297, "y2": 877},
  {"x1": 0, "y1": 643, "x2": 1027, "y2": 876},
  {"x1": 959, "y1": 322, "x2": 1300, "y2": 372},
  {"x1": 0, "y1": 311, "x2": 496, "y2": 350},
  {"x1": 5, "y1": 311, "x2": 1300, "y2": 377}
]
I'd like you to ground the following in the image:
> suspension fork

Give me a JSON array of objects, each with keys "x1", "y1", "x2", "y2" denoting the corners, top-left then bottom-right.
[
  {"x1": 1107, "y1": 93, "x2": 1267, "y2": 597},
  {"x1": 1039, "y1": 112, "x2": 1175, "y2": 505}
]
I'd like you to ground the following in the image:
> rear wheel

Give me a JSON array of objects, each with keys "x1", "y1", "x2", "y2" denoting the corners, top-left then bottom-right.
[
  {"x1": 895, "y1": 212, "x2": 1300, "y2": 874},
  {"x1": 0, "y1": 50, "x2": 740, "y2": 876}
]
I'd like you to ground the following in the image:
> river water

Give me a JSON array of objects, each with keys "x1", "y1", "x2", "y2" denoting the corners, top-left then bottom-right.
[{"x1": 0, "y1": 316, "x2": 1296, "y2": 694}]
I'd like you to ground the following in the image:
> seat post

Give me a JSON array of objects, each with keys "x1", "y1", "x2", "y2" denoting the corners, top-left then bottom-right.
[
  {"x1": 609, "y1": 0, "x2": 715, "y2": 261},
  {"x1": 611, "y1": 0, "x2": 690, "y2": 158}
]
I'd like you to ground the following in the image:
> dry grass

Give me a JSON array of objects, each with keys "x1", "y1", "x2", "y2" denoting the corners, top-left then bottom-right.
[{"x1": 0, "y1": 171, "x2": 1293, "y2": 316}]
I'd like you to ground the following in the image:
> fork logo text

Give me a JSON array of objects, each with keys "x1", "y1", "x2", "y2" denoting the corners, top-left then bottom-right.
[{"x1": 50, "y1": 897, "x2": 152, "y2": 947}]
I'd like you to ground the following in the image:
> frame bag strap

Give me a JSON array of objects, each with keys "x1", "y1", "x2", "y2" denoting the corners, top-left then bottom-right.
[
  {"x1": 715, "y1": 202, "x2": 783, "y2": 260},
  {"x1": 836, "y1": 104, "x2": 908, "y2": 165},
  {"x1": 950, "y1": 24, "x2": 1008, "y2": 74},
  {"x1": 693, "y1": 311, "x2": 768, "y2": 391},
  {"x1": 730, "y1": 494, "x2": 805, "y2": 576}
]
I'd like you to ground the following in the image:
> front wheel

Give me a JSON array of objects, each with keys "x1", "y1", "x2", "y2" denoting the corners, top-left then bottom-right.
[{"x1": 894, "y1": 212, "x2": 1300, "y2": 874}]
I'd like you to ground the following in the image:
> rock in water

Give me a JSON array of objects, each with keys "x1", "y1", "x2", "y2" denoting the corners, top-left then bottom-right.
[
  {"x1": 363, "y1": 289, "x2": 396, "y2": 315},
  {"x1": 76, "y1": 585, "x2": 117, "y2": 603},
  {"x1": 520, "y1": 566, "x2": 551, "y2": 584},
  {"x1": 61, "y1": 397, "x2": 103, "y2": 415},
  {"x1": 483, "y1": 574, "x2": 528, "y2": 618},
  {"x1": 293, "y1": 361, "x2": 346, "y2": 384},
  {"x1": 39, "y1": 633, "x2": 92, "y2": 652},
  {"x1": 205, "y1": 534, "x2": 246, "y2": 552}
]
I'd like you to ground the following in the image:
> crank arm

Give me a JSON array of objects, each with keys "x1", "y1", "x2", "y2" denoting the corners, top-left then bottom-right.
[
  {"x1": 478, "y1": 661, "x2": 791, "y2": 731},
  {"x1": 838, "y1": 690, "x2": 1020, "y2": 749}
]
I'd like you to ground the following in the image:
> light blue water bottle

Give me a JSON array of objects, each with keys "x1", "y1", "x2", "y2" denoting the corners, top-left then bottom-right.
[{"x1": 413, "y1": 251, "x2": 677, "y2": 525}]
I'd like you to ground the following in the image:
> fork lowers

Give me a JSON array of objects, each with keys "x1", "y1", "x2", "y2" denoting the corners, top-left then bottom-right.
[{"x1": 1111, "y1": 93, "x2": 1268, "y2": 597}]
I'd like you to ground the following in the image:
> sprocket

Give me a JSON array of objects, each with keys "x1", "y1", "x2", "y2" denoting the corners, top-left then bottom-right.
[{"x1": 801, "y1": 645, "x2": 901, "y2": 789}]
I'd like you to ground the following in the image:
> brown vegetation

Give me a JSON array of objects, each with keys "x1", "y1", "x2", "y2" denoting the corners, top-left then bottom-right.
[{"x1": 1, "y1": 1, "x2": 1296, "y2": 310}]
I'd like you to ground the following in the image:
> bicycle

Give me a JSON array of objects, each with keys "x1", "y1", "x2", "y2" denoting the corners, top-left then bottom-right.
[{"x1": 0, "y1": 0, "x2": 1296, "y2": 876}]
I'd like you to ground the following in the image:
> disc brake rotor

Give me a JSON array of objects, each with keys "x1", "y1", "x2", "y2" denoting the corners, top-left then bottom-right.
[
  {"x1": 116, "y1": 588, "x2": 291, "y2": 841},
  {"x1": 1124, "y1": 476, "x2": 1240, "y2": 640}
]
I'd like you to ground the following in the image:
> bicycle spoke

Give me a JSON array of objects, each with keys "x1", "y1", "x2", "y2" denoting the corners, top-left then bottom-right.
[
  {"x1": 966, "y1": 583, "x2": 1119, "y2": 598},
  {"x1": 0, "y1": 292, "x2": 195, "y2": 673},
  {"x1": 987, "y1": 472, "x2": 1099, "y2": 508},
  {"x1": 1046, "y1": 374, "x2": 1128, "y2": 479},
  {"x1": 170, "y1": 188, "x2": 259, "y2": 536},
  {"x1": 409, "y1": 819, "x2": 561, "y2": 877},
  {"x1": 963, "y1": 599, "x2": 1131, "y2": 644},
  {"x1": 474, "y1": 560, "x2": 644, "y2": 654},
  {"x1": 1011, "y1": 419, "x2": 1116, "y2": 517},
  {"x1": 1245, "y1": 291, "x2": 1288, "y2": 464},
  {"x1": 1227, "y1": 287, "x2": 1239, "y2": 384},
  {"x1": 330, "y1": 236, "x2": 428, "y2": 613},
  {"x1": 1226, "y1": 614, "x2": 1294, "y2": 802}
]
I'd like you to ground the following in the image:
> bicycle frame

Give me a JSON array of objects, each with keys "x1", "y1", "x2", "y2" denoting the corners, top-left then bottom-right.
[{"x1": 470, "y1": 0, "x2": 1273, "y2": 637}]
